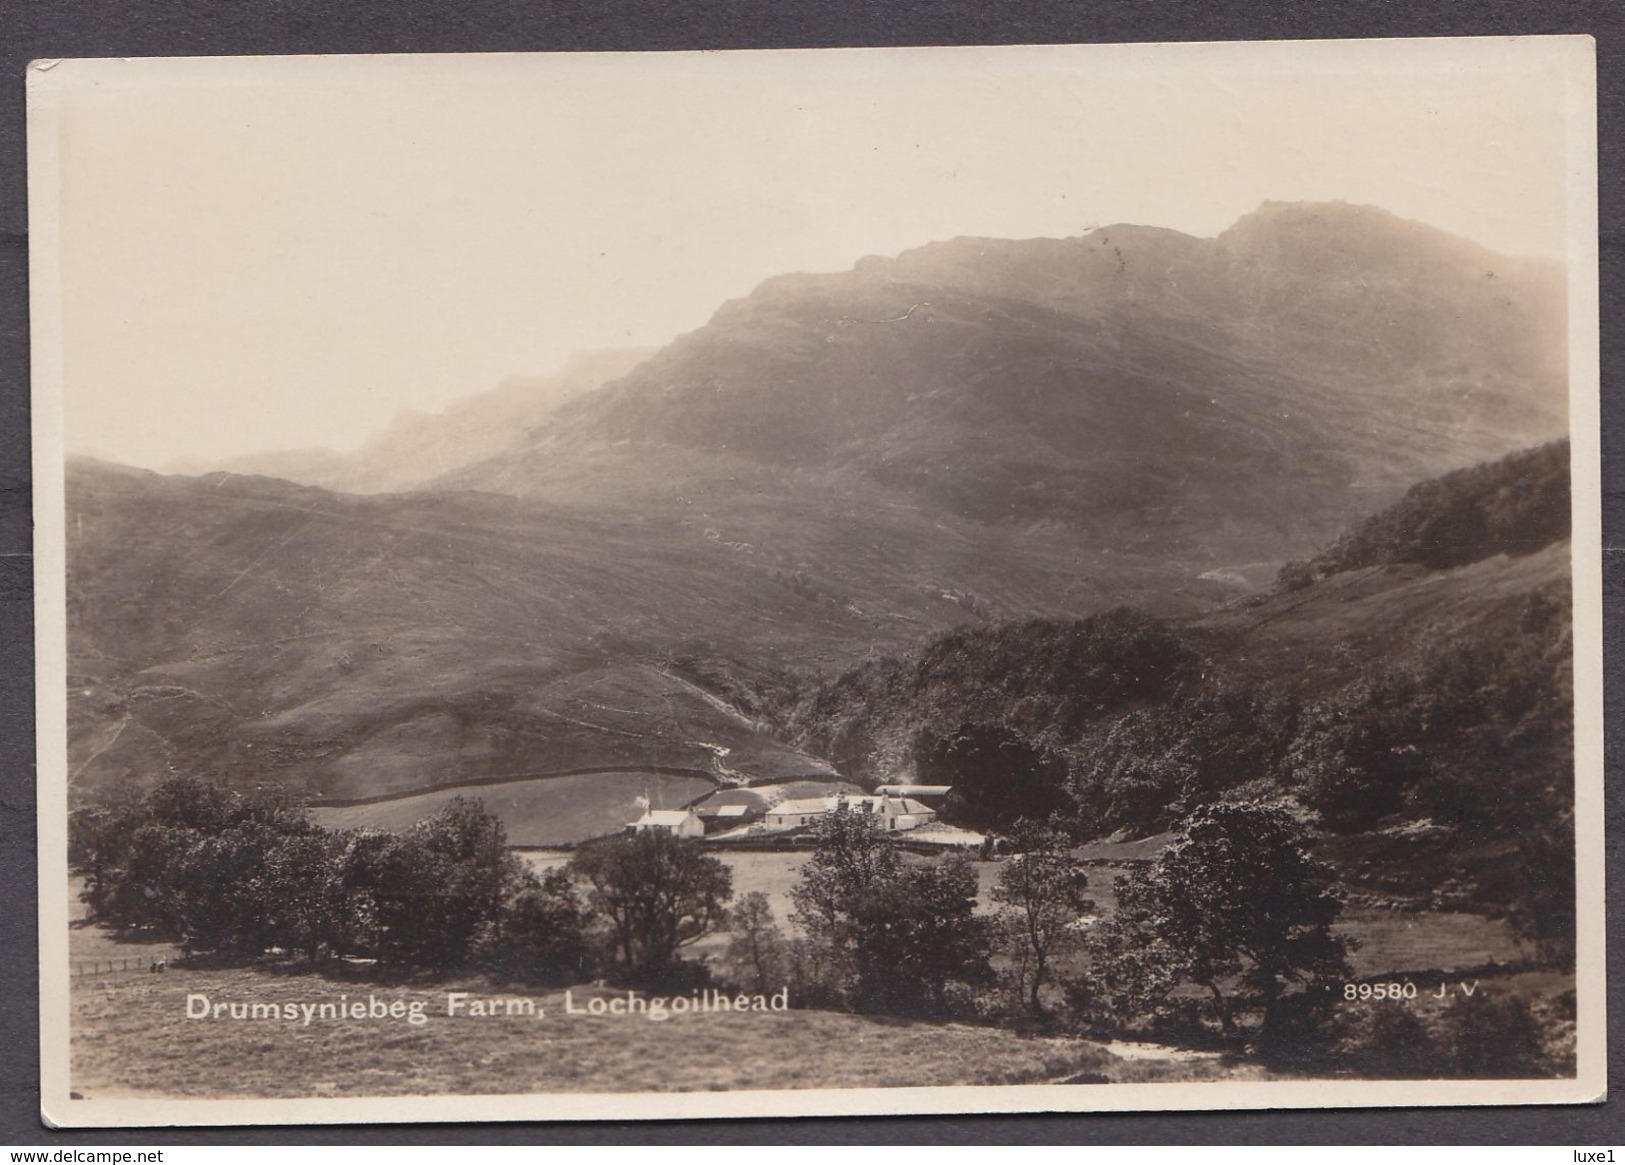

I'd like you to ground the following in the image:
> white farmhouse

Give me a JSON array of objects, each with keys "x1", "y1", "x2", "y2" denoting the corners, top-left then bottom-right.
[
  {"x1": 629, "y1": 808, "x2": 705, "y2": 839},
  {"x1": 764, "y1": 793, "x2": 938, "y2": 833}
]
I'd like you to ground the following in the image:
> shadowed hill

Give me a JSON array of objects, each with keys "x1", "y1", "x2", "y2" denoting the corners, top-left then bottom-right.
[
  {"x1": 65, "y1": 455, "x2": 1205, "y2": 803},
  {"x1": 1291, "y1": 439, "x2": 1570, "y2": 577}
]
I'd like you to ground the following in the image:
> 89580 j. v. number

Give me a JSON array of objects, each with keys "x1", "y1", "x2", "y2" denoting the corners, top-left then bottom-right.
[{"x1": 1343, "y1": 981, "x2": 1484, "y2": 1001}]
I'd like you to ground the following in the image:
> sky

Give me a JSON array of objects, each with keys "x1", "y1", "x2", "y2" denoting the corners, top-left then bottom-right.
[{"x1": 31, "y1": 40, "x2": 1589, "y2": 470}]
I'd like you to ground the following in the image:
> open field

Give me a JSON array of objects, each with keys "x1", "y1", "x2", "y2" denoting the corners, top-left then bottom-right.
[
  {"x1": 521, "y1": 849, "x2": 1110, "y2": 940},
  {"x1": 520, "y1": 850, "x2": 1526, "y2": 980},
  {"x1": 1340, "y1": 907, "x2": 1525, "y2": 976},
  {"x1": 690, "y1": 779, "x2": 865, "y2": 816},
  {"x1": 311, "y1": 771, "x2": 717, "y2": 846}
]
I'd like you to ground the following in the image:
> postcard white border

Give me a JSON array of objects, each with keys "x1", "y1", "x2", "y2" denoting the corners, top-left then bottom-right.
[{"x1": 28, "y1": 35, "x2": 1605, "y2": 1129}]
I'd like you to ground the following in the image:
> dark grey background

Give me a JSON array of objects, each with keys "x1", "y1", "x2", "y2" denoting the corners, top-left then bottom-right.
[{"x1": 0, "y1": 0, "x2": 1618, "y2": 1146}]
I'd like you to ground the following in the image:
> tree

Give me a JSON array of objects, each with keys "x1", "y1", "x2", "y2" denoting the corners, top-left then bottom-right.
[
  {"x1": 260, "y1": 827, "x2": 350, "y2": 961},
  {"x1": 867, "y1": 856, "x2": 994, "y2": 1015},
  {"x1": 108, "y1": 822, "x2": 196, "y2": 935},
  {"x1": 992, "y1": 818, "x2": 1092, "y2": 1017},
  {"x1": 170, "y1": 824, "x2": 283, "y2": 954},
  {"x1": 1085, "y1": 799, "x2": 1351, "y2": 1044},
  {"x1": 1066, "y1": 679, "x2": 1295, "y2": 837},
  {"x1": 141, "y1": 775, "x2": 242, "y2": 835},
  {"x1": 790, "y1": 804, "x2": 905, "y2": 1005},
  {"x1": 791, "y1": 806, "x2": 992, "y2": 1015},
  {"x1": 485, "y1": 869, "x2": 590, "y2": 985},
  {"x1": 1285, "y1": 691, "x2": 1429, "y2": 833},
  {"x1": 725, "y1": 891, "x2": 786, "y2": 994},
  {"x1": 568, "y1": 830, "x2": 733, "y2": 986},
  {"x1": 1439, "y1": 993, "x2": 1553, "y2": 1078},
  {"x1": 72, "y1": 777, "x2": 333, "y2": 955},
  {"x1": 351, "y1": 798, "x2": 529, "y2": 969},
  {"x1": 1502, "y1": 814, "x2": 1576, "y2": 967},
  {"x1": 70, "y1": 799, "x2": 150, "y2": 925}
]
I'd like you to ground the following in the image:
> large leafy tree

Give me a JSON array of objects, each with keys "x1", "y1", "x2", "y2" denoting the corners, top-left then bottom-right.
[
  {"x1": 790, "y1": 805, "x2": 905, "y2": 1004},
  {"x1": 486, "y1": 869, "x2": 590, "y2": 985},
  {"x1": 1084, "y1": 799, "x2": 1350, "y2": 1044},
  {"x1": 867, "y1": 856, "x2": 994, "y2": 1015},
  {"x1": 792, "y1": 806, "x2": 991, "y2": 1015},
  {"x1": 992, "y1": 818, "x2": 1092, "y2": 1017},
  {"x1": 261, "y1": 827, "x2": 352, "y2": 962},
  {"x1": 349, "y1": 797, "x2": 530, "y2": 969},
  {"x1": 568, "y1": 830, "x2": 733, "y2": 986}
]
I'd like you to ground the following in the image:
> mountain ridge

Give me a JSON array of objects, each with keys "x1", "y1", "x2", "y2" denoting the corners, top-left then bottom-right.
[
  {"x1": 445, "y1": 202, "x2": 1563, "y2": 553},
  {"x1": 163, "y1": 347, "x2": 656, "y2": 494},
  {"x1": 64, "y1": 201, "x2": 1572, "y2": 817}
]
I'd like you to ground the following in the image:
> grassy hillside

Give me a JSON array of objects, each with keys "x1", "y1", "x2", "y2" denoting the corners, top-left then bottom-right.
[
  {"x1": 1292, "y1": 439, "x2": 1569, "y2": 576},
  {"x1": 67, "y1": 455, "x2": 1208, "y2": 803}
]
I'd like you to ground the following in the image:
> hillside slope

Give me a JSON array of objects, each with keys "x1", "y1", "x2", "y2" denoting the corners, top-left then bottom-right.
[
  {"x1": 66, "y1": 455, "x2": 1195, "y2": 801},
  {"x1": 448, "y1": 202, "x2": 1564, "y2": 566},
  {"x1": 782, "y1": 442, "x2": 1572, "y2": 939}
]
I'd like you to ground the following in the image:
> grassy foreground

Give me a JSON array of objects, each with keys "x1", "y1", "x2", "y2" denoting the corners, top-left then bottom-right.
[
  {"x1": 74, "y1": 967, "x2": 1121, "y2": 1099},
  {"x1": 66, "y1": 864, "x2": 1541, "y2": 1100}
]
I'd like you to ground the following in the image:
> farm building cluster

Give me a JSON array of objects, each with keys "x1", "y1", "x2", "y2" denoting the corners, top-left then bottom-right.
[
  {"x1": 627, "y1": 784, "x2": 980, "y2": 846},
  {"x1": 763, "y1": 791, "x2": 938, "y2": 832}
]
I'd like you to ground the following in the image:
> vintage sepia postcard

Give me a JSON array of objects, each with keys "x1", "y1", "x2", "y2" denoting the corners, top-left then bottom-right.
[{"x1": 29, "y1": 37, "x2": 1603, "y2": 1128}]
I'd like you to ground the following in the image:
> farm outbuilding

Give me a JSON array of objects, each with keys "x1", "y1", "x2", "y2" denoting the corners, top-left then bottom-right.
[
  {"x1": 696, "y1": 803, "x2": 755, "y2": 834},
  {"x1": 628, "y1": 808, "x2": 705, "y2": 838}
]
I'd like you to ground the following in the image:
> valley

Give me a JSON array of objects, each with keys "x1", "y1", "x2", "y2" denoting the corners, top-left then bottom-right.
[{"x1": 64, "y1": 203, "x2": 1569, "y2": 822}]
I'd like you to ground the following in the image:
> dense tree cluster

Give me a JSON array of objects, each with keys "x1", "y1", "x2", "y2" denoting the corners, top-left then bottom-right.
[
  {"x1": 567, "y1": 831, "x2": 733, "y2": 987},
  {"x1": 1298, "y1": 439, "x2": 1569, "y2": 577},
  {"x1": 915, "y1": 724, "x2": 1070, "y2": 833},
  {"x1": 71, "y1": 778, "x2": 586, "y2": 980},
  {"x1": 1077, "y1": 801, "x2": 1351, "y2": 1047},
  {"x1": 784, "y1": 607, "x2": 1201, "y2": 824},
  {"x1": 781, "y1": 440, "x2": 1575, "y2": 966},
  {"x1": 790, "y1": 806, "x2": 993, "y2": 1016}
]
